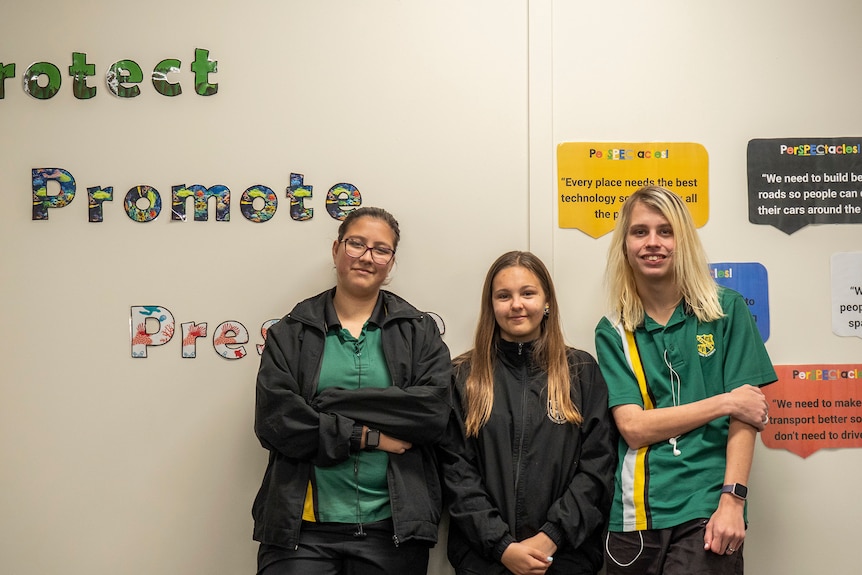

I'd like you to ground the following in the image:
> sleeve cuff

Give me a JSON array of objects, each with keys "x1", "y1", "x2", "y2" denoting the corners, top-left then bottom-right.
[
  {"x1": 493, "y1": 533, "x2": 516, "y2": 561},
  {"x1": 539, "y1": 522, "x2": 565, "y2": 548},
  {"x1": 349, "y1": 425, "x2": 364, "y2": 453}
]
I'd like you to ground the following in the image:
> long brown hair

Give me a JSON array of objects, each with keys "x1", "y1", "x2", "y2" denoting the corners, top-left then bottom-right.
[
  {"x1": 605, "y1": 186, "x2": 722, "y2": 331},
  {"x1": 457, "y1": 251, "x2": 582, "y2": 436}
]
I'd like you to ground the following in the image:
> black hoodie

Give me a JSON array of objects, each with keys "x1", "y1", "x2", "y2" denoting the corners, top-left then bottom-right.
[
  {"x1": 440, "y1": 339, "x2": 616, "y2": 574},
  {"x1": 253, "y1": 288, "x2": 452, "y2": 550}
]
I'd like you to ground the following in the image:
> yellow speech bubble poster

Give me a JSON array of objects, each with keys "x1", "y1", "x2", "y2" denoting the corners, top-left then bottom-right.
[{"x1": 557, "y1": 142, "x2": 709, "y2": 238}]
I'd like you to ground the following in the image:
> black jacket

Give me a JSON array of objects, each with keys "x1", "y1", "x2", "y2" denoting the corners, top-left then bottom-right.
[
  {"x1": 252, "y1": 288, "x2": 452, "y2": 549},
  {"x1": 440, "y1": 340, "x2": 616, "y2": 573}
]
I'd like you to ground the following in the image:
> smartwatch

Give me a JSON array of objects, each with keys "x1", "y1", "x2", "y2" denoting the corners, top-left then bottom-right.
[
  {"x1": 364, "y1": 429, "x2": 381, "y2": 451},
  {"x1": 721, "y1": 483, "x2": 748, "y2": 500}
]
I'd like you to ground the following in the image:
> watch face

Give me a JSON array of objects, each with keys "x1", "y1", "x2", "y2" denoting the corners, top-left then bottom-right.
[
  {"x1": 723, "y1": 483, "x2": 748, "y2": 499},
  {"x1": 366, "y1": 429, "x2": 380, "y2": 449}
]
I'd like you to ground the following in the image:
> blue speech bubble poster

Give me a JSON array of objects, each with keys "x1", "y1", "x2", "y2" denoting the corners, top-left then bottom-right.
[{"x1": 709, "y1": 262, "x2": 770, "y2": 342}]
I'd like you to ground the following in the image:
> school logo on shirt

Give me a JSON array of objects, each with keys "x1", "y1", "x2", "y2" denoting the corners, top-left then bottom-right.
[{"x1": 696, "y1": 333, "x2": 716, "y2": 357}]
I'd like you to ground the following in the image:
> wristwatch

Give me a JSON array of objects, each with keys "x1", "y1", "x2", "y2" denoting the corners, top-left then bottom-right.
[
  {"x1": 364, "y1": 429, "x2": 381, "y2": 451},
  {"x1": 721, "y1": 483, "x2": 748, "y2": 500}
]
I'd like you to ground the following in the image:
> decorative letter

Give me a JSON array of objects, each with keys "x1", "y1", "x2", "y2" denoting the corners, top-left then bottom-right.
[
  {"x1": 106, "y1": 59, "x2": 143, "y2": 98},
  {"x1": 24, "y1": 62, "x2": 62, "y2": 99},
  {"x1": 0, "y1": 63, "x2": 16, "y2": 99},
  {"x1": 87, "y1": 186, "x2": 113, "y2": 222},
  {"x1": 68, "y1": 52, "x2": 96, "y2": 99},
  {"x1": 191, "y1": 48, "x2": 218, "y2": 96},
  {"x1": 181, "y1": 322, "x2": 208, "y2": 358},
  {"x1": 288, "y1": 173, "x2": 313, "y2": 221},
  {"x1": 32, "y1": 168, "x2": 75, "y2": 220},
  {"x1": 257, "y1": 319, "x2": 280, "y2": 355},
  {"x1": 124, "y1": 185, "x2": 162, "y2": 222},
  {"x1": 171, "y1": 184, "x2": 230, "y2": 221},
  {"x1": 152, "y1": 58, "x2": 182, "y2": 97},
  {"x1": 240, "y1": 185, "x2": 277, "y2": 222},
  {"x1": 213, "y1": 321, "x2": 249, "y2": 359},
  {"x1": 326, "y1": 182, "x2": 361, "y2": 220},
  {"x1": 131, "y1": 306, "x2": 176, "y2": 358}
]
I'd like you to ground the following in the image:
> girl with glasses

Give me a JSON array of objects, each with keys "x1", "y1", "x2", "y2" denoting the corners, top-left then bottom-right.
[{"x1": 253, "y1": 206, "x2": 451, "y2": 575}]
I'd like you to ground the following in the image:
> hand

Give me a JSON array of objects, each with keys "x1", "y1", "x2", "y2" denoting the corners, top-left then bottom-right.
[
  {"x1": 703, "y1": 497, "x2": 746, "y2": 556},
  {"x1": 520, "y1": 532, "x2": 557, "y2": 559},
  {"x1": 727, "y1": 385, "x2": 768, "y2": 430},
  {"x1": 377, "y1": 432, "x2": 412, "y2": 454},
  {"x1": 501, "y1": 542, "x2": 554, "y2": 575},
  {"x1": 360, "y1": 426, "x2": 412, "y2": 454}
]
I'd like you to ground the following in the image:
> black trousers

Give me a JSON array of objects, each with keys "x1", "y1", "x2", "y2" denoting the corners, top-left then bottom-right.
[
  {"x1": 258, "y1": 519, "x2": 430, "y2": 575},
  {"x1": 605, "y1": 519, "x2": 744, "y2": 575}
]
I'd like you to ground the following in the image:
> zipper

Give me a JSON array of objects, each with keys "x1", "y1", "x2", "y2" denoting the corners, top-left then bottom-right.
[
  {"x1": 512, "y1": 347, "x2": 528, "y2": 494},
  {"x1": 512, "y1": 341, "x2": 530, "y2": 537}
]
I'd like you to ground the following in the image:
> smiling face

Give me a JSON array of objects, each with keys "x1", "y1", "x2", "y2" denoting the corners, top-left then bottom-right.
[
  {"x1": 332, "y1": 216, "x2": 397, "y2": 299},
  {"x1": 491, "y1": 265, "x2": 547, "y2": 343},
  {"x1": 625, "y1": 200, "x2": 676, "y2": 285}
]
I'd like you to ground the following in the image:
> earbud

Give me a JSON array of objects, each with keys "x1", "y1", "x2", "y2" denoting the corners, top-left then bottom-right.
[{"x1": 669, "y1": 436, "x2": 681, "y2": 457}]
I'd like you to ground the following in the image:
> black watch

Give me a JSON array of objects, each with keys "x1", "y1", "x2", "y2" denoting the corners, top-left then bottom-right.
[
  {"x1": 721, "y1": 483, "x2": 748, "y2": 500},
  {"x1": 364, "y1": 429, "x2": 381, "y2": 451}
]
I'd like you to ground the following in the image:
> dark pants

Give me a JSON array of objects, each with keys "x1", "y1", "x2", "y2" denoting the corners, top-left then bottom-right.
[
  {"x1": 605, "y1": 519, "x2": 744, "y2": 575},
  {"x1": 257, "y1": 520, "x2": 430, "y2": 575},
  {"x1": 453, "y1": 554, "x2": 597, "y2": 575}
]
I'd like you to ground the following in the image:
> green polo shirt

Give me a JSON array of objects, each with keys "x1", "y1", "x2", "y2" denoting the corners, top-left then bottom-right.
[
  {"x1": 595, "y1": 288, "x2": 777, "y2": 532},
  {"x1": 308, "y1": 322, "x2": 392, "y2": 524}
]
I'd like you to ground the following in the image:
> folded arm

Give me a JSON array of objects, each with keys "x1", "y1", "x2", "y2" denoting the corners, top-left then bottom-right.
[{"x1": 612, "y1": 384, "x2": 767, "y2": 450}]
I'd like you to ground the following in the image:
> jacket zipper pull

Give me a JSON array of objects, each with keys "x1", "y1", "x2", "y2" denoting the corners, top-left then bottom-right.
[{"x1": 518, "y1": 342, "x2": 524, "y2": 356}]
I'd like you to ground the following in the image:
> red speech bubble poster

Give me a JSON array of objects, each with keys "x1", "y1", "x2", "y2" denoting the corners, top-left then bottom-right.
[{"x1": 762, "y1": 364, "x2": 862, "y2": 458}]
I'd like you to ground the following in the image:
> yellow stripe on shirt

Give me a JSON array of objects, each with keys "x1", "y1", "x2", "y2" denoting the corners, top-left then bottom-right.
[{"x1": 618, "y1": 325, "x2": 653, "y2": 531}]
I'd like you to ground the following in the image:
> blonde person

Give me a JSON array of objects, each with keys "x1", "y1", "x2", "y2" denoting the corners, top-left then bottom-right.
[
  {"x1": 253, "y1": 207, "x2": 452, "y2": 575},
  {"x1": 595, "y1": 186, "x2": 776, "y2": 575},
  {"x1": 440, "y1": 251, "x2": 616, "y2": 575}
]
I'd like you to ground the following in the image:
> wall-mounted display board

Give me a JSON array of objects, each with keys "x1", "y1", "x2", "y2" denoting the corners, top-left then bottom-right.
[
  {"x1": 709, "y1": 262, "x2": 770, "y2": 342},
  {"x1": 762, "y1": 364, "x2": 862, "y2": 458},
  {"x1": 747, "y1": 137, "x2": 862, "y2": 234},
  {"x1": 556, "y1": 142, "x2": 708, "y2": 237}
]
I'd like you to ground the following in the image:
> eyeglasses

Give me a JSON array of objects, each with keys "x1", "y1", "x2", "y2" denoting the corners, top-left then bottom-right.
[{"x1": 341, "y1": 237, "x2": 396, "y2": 264}]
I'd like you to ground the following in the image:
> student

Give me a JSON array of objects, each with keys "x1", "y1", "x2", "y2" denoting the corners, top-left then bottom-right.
[
  {"x1": 595, "y1": 186, "x2": 776, "y2": 574},
  {"x1": 252, "y1": 207, "x2": 452, "y2": 575},
  {"x1": 440, "y1": 250, "x2": 616, "y2": 575}
]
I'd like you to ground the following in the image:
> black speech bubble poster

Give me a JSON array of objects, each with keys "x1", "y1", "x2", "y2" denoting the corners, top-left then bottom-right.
[{"x1": 747, "y1": 137, "x2": 862, "y2": 234}]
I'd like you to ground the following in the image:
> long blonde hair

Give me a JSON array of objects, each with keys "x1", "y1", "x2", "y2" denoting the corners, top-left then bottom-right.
[
  {"x1": 457, "y1": 251, "x2": 582, "y2": 437},
  {"x1": 605, "y1": 186, "x2": 723, "y2": 331}
]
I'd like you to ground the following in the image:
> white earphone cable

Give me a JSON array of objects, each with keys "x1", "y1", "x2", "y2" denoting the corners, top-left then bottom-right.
[{"x1": 664, "y1": 350, "x2": 682, "y2": 457}]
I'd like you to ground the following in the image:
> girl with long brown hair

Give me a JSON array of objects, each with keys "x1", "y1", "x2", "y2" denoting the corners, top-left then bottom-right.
[{"x1": 440, "y1": 251, "x2": 615, "y2": 575}]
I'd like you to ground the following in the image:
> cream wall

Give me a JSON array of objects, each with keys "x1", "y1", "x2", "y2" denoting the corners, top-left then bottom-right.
[
  {"x1": 0, "y1": 2, "x2": 859, "y2": 575},
  {"x1": 547, "y1": 3, "x2": 862, "y2": 575}
]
